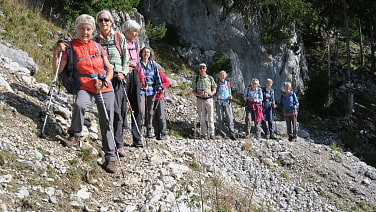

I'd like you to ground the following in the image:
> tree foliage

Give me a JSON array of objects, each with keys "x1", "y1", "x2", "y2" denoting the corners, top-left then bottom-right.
[
  {"x1": 40, "y1": 0, "x2": 139, "y2": 25},
  {"x1": 260, "y1": 0, "x2": 312, "y2": 44},
  {"x1": 145, "y1": 21, "x2": 167, "y2": 42}
]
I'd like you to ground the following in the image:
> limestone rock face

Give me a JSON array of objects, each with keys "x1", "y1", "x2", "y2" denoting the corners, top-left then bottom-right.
[
  {"x1": 0, "y1": 43, "x2": 39, "y2": 75},
  {"x1": 139, "y1": 0, "x2": 308, "y2": 93}
]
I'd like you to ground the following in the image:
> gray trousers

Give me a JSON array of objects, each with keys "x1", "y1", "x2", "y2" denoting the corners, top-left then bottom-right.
[
  {"x1": 285, "y1": 114, "x2": 298, "y2": 138},
  {"x1": 153, "y1": 99, "x2": 167, "y2": 136},
  {"x1": 68, "y1": 90, "x2": 116, "y2": 162},
  {"x1": 215, "y1": 102, "x2": 235, "y2": 136},
  {"x1": 140, "y1": 94, "x2": 156, "y2": 129},
  {"x1": 197, "y1": 98, "x2": 215, "y2": 136},
  {"x1": 244, "y1": 107, "x2": 261, "y2": 138}
]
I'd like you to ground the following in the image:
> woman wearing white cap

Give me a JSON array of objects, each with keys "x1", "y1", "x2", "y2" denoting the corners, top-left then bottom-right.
[
  {"x1": 52, "y1": 14, "x2": 117, "y2": 173},
  {"x1": 243, "y1": 78, "x2": 264, "y2": 139}
]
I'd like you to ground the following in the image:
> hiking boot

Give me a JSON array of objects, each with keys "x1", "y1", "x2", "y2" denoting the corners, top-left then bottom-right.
[
  {"x1": 62, "y1": 136, "x2": 80, "y2": 148},
  {"x1": 264, "y1": 134, "x2": 269, "y2": 139},
  {"x1": 288, "y1": 136, "x2": 293, "y2": 141},
  {"x1": 230, "y1": 134, "x2": 237, "y2": 140},
  {"x1": 103, "y1": 160, "x2": 116, "y2": 174},
  {"x1": 209, "y1": 135, "x2": 218, "y2": 140},
  {"x1": 132, "y1": 142, "x2": 144, "y2": 148},
  {"x1": 159, "y1": 134, "x2": 167, "y2": 140},
  {"x1": 270, "y1": 135, "x2": 277, "y2": 139},
  {"x1": 146, "y1": 128, "x2": 153, "y2": 138},
  {"x1": 117, "y1": 147, "x2": 126, "y2": 157},
  {"x1": 200, "y1": 135, "x2": 208, "y2": 140}
]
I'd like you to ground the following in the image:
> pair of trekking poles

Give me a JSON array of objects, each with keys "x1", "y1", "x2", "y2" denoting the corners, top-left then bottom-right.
[{"x1": 40, "y1": 53, "x2": 142, "y2": 179}]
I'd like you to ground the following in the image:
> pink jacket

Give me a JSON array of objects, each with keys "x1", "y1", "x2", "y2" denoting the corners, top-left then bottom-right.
[{"x1": 154, "y1": 71, "x2": 170, "y2": 100}]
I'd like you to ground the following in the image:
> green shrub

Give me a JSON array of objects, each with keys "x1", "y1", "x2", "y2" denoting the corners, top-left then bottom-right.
[
  {"x1": 208, "y1": 52, "x2": 231, "y2": 76},
  {"x1": 145, "y1": 21, "x2": 167, "y2": 42}
]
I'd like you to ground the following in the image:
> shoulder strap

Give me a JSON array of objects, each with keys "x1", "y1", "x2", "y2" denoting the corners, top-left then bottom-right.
[
  {"x1": 128, "y1": 41, "x2": 138, "y2": 51},
  {"x1": 217, "y1": 81, "x2": 231, "y2": 91},
  {"x1": 150, "y1": 60, "x2": 156, "y2": 70},
  {"x1": 292, "y1": 91, "x2": 298, "y2": 105},
  {"x1": 76, "y1": 42, "x2": 102, "y2": 63},
  {"x1": 95, "y1": 33, "x2": 122, "y2": 56},
  {"x1": 66, "y1": 41, "x2": 74, "y2": 72},
  {"x1": 114, "y1": 32, "x2": 122, "y2": 56}
]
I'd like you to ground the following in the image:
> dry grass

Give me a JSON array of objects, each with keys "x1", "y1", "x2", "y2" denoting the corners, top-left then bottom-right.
[{"x1": 0, "y1": 0, "x2": 66, "y2": 84}]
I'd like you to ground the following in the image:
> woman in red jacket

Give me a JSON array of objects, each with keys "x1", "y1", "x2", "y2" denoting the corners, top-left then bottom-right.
[{"x1": 52, "y1": 14, "x2": 117, "y2": 173}]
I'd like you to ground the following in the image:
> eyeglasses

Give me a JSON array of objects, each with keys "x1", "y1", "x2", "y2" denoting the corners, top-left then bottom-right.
[{"x1": 98, "y1": 18, "x2": 110, "y2": 23}]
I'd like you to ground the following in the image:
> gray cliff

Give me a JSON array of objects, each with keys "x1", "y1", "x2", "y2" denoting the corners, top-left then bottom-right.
[{"x1": 139, "y1": 0, "x2": 308, "y2": 94}]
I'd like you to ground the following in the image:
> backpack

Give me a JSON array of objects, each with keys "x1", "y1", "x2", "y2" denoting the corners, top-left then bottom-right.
[
  {"x1": 195, "y1": 75, "x2": 215, "y2": 92},
  {"x1": 95, "y1": 31, "x2": 122, "y2": 56},
  {"x1": 58, "y1": 41, "x2": 102, "y2": 94},
  {"x1": 262, "y1": 86, "x2": 274, "y2": 107},
  {"x1": 216, "y1": 80, "x2": 231, "y2": 92}
]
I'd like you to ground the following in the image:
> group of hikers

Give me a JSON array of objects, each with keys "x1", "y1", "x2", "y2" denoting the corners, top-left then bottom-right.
[
  {"x1": 192, "y1": 63, "x2": 300, "y2": 143},
  {"x1": 51, "y1": 11, "x2": 299, "y2": 174},
  {"x1": 52, "y1": 11, "x2": 170, "y2": 173}
]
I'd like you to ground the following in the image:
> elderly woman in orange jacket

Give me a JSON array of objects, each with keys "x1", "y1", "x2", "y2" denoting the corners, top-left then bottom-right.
[{"x1": 53, "y1": 14, "x2": 117, "y2": 173}]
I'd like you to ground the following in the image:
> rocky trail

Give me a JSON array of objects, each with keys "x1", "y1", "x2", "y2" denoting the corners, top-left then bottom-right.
[{"x1": 1, "y1": 51, "x2": 376, "y2": 211}]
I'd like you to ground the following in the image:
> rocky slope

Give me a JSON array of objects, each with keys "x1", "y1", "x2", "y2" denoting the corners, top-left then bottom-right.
[{"x1": 1, "y1": 51, "x2": 376, "y2": 211}]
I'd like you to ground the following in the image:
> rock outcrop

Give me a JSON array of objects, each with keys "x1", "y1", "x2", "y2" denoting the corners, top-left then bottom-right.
[{"x1": 138, "y1": 0, "x2": 308, "y2": 93}]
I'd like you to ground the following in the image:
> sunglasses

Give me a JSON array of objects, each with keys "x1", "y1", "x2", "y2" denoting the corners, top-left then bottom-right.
[{"x1": 98, "y1": 18, "x2": 110, "y2": 23}]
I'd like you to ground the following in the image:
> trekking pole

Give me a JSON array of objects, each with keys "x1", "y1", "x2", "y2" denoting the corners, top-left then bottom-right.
[
  {"x1": 144, "y1": 93, "x2": 150, "y2": 147},
  {"x1": 98, "y1": 90, "x2": 126, "y2": 179},
  {"x1": 40, "y1": 52, "x2": 62, "y2": 137},
  {"x1": 200, "y1": 92, "x2": 208, "y2": 140},
  {"x1": 273, "y1": 107, "x2": 277, "y2": 138},
  {"x1": 121, "y1": 80, "x2": 141, "y2": 135},
  {"x1": 230, "y1": 99, "x2": 239, "y2": 139}
]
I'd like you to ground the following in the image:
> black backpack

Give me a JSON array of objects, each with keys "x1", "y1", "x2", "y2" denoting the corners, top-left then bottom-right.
[{"x1": 58, "y1": 41, "x2": 75, "y2": 94}]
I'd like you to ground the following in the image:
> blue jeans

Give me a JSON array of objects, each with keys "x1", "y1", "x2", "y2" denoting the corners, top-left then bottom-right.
[{"x1": 261, "y1": 106, "x2": 274, "y2": 136}]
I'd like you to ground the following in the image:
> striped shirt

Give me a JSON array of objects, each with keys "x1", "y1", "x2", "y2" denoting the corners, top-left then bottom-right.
[
  {"x1": 193, "y1": 75, "x2": 216, "y2": 95},
  {"x1": 94, "y1": 30, "x2": 129, "y2": 74}
]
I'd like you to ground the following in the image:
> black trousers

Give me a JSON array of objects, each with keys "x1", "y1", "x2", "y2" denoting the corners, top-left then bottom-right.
[{"x1": 125, "y1": 68, "x2": 142, "y2": 145}]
